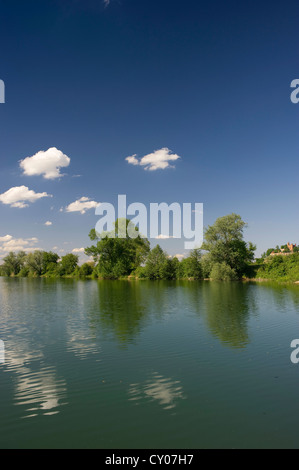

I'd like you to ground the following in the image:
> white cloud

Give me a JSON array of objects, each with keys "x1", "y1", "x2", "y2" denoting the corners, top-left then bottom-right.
[
  {"x1": 125, "y1": 154, "x2": 139, "y2": 166},
  {"x1": 65, "y1": 197, "x2": 99, "y2": 214},
  {"x1": 0, "y1": 235, "x2": 40, "y2": 253},
  {"x1": 19, "y1": 147, "x2": 70, "y2": 179},
  {"x1": 44, "y1": 221, "x2": 52, "y2": 226},
  {"x1": 156, "y1": 234, "x2": 173, "y2": 239},
  {"x1": 72, "y1": 248, "x2": 85, "y2": 253},
  {"x1": 126, "y1": 148, "x2": 181, "y2": 171},
  {"x1": 174, "y1": 254, "x2": 185, "y2": 260},
  {"x1": 0, "y1": 186, "x2": 51, "y2": 208},
  {"x1": 0, "y1": 235, "x2": 13, "y2": 242}
]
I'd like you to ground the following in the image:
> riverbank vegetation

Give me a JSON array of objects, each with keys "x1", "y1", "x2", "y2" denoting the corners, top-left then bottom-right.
[
  {"x1": 2, "y1": 214, "x2": 299, "y2": 283},
  {"x1": 254, "y1": 252, "x2": 299, "y2": 283},
  {"x1": 0, "y1": 213, "x2": 263, "y2": 281}
]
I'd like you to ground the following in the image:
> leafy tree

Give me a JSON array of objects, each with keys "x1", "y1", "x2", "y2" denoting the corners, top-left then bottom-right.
[
  {"x1": 170, "y1": 256, "x2": 181, "y2": 278},
  {"x1": 26, "y1": 251, "x2": 44, "y2": 276},
  {"x1": 159, "y1": 257, "x2": 178, "y2": 280},
  {"x1": 80, "y1": 263, "x2": 93, "y2": 277},
  {"x1": 210, "y1": 262, "x2": 237, "y2": 281},
  {"x1": 85, "y1": 219, "x2": 150, "y2": 279},
  {"x1": 200, "y1": 254, "x2": 214, "y2": 279},
  {"x1": 201, "y1": 214, "x2": 256, "y2": 278},
  {"x1": 144, "y1": 245, "x2": 168, "y2": 279},
  {"x1": 182, "y1": 249, "x2": 202, "y2": 279},
  {"x1": 43, "y1": 251, "x2": 59, "y2": 272},
  {"x1": 59, "y1": 253, "x2": 79, "y2": 275},
  {"x1": 2, "y1": 251, "x2": 26, "y2": 276}
]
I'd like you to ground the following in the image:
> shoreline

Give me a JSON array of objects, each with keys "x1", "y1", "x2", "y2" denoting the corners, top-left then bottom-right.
[{"x1": 1, "y1": 274, "x2": 299, "y2": 285}]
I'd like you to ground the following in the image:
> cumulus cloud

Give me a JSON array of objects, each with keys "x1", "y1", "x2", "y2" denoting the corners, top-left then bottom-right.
[
  {"x1": 65, "y1": 197, "x2": 99, "y2": 214},
  {"x1": 0, "y1": 235, "x2": 13, "y2": 242},
  {"x1": 125, "y1": 154, "x2": 139, "y2": 166},
  {"x1": 174, "y1": 254, "x2": 185, "y2": 260},
  {"x1": 125, "y1": 148, "x2": 181, "y2": 171},
  {"x1": 19, "y1": 147, "x2": 70, "y2": 179},
  {"x1": 44, "y1": 221, "x2": 52, "y2": 226},
  {"x1": 0, "y1": 235, "x2": 39, "y2": 253},
  {"x1": 155, "y1": 234, "x2": 173, "y2": 239},
  {"x1": 72, "y1": 248, "x2": 85, "y2": 253},
  {"x1": 0, "y1": 186, "x2": 51, "y2": 208}
]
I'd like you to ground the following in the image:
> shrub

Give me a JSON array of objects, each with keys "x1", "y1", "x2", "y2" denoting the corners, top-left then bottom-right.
[{"x1": 210, "y1": 262, "x2": 237, "y2": 281}]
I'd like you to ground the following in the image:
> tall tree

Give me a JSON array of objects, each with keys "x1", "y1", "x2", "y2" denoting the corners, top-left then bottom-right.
[
  {"x1": 85, "y1": 218, "x2": 150, "y2": 279},
  {"x1": 201, "y1": 214, "x2": 256, "y2": 278},
  {"x1": 144, "y1": 245, "x2": 168, "y2": 280},
  {"x1": 60, "y1": 253, "x2": 79, "y2": 275},
  {"x1": 182, "y1": 249, "x2": 202, "y2": 279},
  {"x1": 2, "y1": 251, "x2": 26, "y2": 276},
  {"x1": 26, "y1": 251, "x2": 44, "y2": 276}
]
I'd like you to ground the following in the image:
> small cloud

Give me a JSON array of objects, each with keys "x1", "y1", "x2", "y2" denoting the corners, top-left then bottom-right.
[
  {"x1": 44, "y1": 221, "x2": 52, "y2": 226},
  {"x1": 0, "y1": 235, "x2": 13, "y2": 242},
  {"x1": 155, "y1": 234, "x2": 174, "y2": 239},
  {"x1": 126, "y1": 148, "x2": 181, "y2": 171},
  {"x1": 0, "y1": 186, "x2": 51, "y2": 208},
  {"x1": 0, "y1": 235, "x2": 40, "y2": 253},
  {"x1": 19, "y1": 147, "x2": 70, "y2": 180},
  {"x1": 125, "y1": 154, "x2": 139, "y2": 166},
  {"x1": 72, "y1": 248, "x2": 85, "y2": 253},
  {"x1": 65, "y1": 197, "x2": 99, "y2": 214},
  {"x1": 52, "y1": 246, "x2": 58, "y2": 250},
  {"x1": 174, "y1": 254, "x2": 185, "y2": 260}
]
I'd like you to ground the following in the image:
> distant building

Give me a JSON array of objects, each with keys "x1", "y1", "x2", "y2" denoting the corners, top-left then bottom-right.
[{"x1": 270, "y1": 242, "x2": 297, "y2": 256}]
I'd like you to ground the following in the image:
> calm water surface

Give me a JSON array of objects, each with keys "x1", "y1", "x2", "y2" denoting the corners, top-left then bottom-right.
[{"x1": 0, "y1": 277, "x2": 299, "y2": 449}]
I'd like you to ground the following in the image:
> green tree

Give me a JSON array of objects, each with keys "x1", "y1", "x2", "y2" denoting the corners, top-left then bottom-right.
[
  {"x1": 201, "y1": 214, "x2": 256, "y2": 278},
  {"x1": 80, "y1": 263, "x2": 93, "y2": 277},
  {"x1": 159, "y1": 257, "x2": 178, "y2": 280},
  {"x1": 59, "y1": 253, "x2": 79, "y2": 275},
  {"x1": 85, "y1": 219, "x2": 150, "y2": 279},
  {"x1": 43, "y1": 251, "x2": 59, "y2": 273},
  {"x1": 210, "y1": 262, "x2": 237, "y2": 281},
  {"x1": 26, "y1": 251, "x2": 44, "y2": 276},
  {"x1": 2, "y1": 251, "x2": 26, "y2": 276},
  {"x1": 144, "y1": 245, "x2": 168, "y2": 279},
  {"x1": 182, "y1": 249, "x2": 202, "y2": 279}
]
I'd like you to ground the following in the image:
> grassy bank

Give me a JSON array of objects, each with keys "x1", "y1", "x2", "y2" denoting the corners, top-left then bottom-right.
[{"x1": 252, "y1": 253, "x2": 299, "y2": 283}]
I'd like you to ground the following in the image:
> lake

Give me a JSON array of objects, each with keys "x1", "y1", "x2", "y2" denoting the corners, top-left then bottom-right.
[{"x1": 0, "y1": 277, "x2": 299, "y2": 449}]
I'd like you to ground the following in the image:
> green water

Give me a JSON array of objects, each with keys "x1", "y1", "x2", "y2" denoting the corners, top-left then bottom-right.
[{"x1": 0, "y1": 277, "x2": 299, "y2": 449}]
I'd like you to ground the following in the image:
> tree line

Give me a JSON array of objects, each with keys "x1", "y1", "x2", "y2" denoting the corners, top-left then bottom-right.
[{"x1": 0, "y1": 213, "x2": 256, "y2": 281}]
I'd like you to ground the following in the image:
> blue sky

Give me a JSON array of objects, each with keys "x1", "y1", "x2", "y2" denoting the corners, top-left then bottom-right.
[{"x1": 0, "y1": 0, "x2": 298, "y2": 259}]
